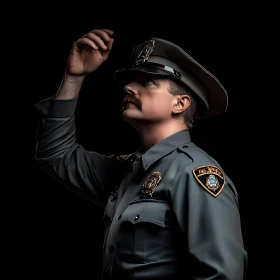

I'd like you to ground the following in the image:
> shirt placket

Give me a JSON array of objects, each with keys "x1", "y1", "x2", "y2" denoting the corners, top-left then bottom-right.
[{"x1": 102, "y1": 158, "x2": 143, "y2": 279}]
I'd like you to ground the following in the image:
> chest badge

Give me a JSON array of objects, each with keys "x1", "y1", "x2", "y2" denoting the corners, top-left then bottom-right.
[
  {"x1": 192, "y1": 165, "x2": 225, "y2": 197},
  {"x1": 141, "y1": 171, "x2": 162, "y2": 198}
]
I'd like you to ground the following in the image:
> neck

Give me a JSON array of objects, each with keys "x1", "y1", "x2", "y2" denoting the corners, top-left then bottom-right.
[{"x1": 134, "y1": 121, "x2": 188, "y2": 151}]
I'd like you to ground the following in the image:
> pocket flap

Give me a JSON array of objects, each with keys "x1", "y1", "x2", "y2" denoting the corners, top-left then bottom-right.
[{"x1": 121, "y1": 199, "x2": 170, "y2": 227}]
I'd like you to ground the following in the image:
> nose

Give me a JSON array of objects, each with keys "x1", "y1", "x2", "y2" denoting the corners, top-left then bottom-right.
[{"x1": 124, "y1": 83, "x2": 137, "y2": 95}]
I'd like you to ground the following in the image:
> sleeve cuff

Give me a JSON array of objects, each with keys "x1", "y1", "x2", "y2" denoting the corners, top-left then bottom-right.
[{"x1": 34, "y1": 96, "x2": 78, "y2": 117}]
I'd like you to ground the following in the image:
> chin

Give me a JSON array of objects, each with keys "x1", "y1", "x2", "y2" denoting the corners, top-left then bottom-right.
[
  {"x1": 122, "y1": 110, "x2": 142, "y2": 123},
  {"x1": 122, "y1": 111, "x2": 157, "y2": 127},
  {"x1": 122, "y1": 110, "x2": 135, "y2": 121}
]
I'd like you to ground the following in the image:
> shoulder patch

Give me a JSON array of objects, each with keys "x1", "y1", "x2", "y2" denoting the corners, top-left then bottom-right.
[{"x1": 192, "y1": 165, "x2": 225, "y2": 197}]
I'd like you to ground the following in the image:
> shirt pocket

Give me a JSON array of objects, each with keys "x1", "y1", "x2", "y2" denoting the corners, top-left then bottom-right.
[{"x1": 116, "y1": 199, "x2": 178, "y2": 264}]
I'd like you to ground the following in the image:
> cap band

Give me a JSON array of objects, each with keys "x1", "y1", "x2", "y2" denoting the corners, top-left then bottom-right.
[{"x1": 134, "y1": 61, "x2": 182, "y2": 79}]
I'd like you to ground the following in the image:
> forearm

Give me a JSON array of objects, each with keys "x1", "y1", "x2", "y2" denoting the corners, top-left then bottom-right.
[{"x1": 55, "y1": 74, "x2": 86, "y2": 100}]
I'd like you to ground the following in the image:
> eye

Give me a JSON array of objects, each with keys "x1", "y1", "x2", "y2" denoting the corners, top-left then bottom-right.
[{"x1": 141, "y1": 76, "x2": 155, "y2": 86}]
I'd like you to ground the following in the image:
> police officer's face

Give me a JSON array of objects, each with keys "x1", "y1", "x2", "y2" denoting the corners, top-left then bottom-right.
[{"x1": 122, "y1": 72, "x2": 184, "y2": 125}]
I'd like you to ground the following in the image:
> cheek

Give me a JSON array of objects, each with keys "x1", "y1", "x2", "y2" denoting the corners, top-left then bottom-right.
[{"x1": 142, "y1": 97, "x2": 172, "y2": 114}]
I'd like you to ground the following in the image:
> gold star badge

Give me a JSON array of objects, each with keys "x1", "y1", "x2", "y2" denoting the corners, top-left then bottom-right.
[
  {"x1": 192, "y1": 165, "x2": 225, "y2": 197},
  {"x1": 141, "y1": 171, "x2": 162, "y2": 198}
]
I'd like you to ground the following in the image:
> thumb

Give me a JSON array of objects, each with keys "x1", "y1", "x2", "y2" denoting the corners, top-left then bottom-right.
[
  {"x1": 106, "y1": 38, "x2": 114, "y2": 51},
  {"x1": 102, "y1": 38, "x2": 114, "y2": 60}
]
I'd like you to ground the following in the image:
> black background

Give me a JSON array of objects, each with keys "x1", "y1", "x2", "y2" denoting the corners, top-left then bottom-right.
[{"x1": 32, "y1": 12, "x2": 258, "y2": 280}]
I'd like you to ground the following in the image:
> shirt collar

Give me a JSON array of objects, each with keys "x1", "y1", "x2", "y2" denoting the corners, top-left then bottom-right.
[{"x1": 133, "y1": 130, "x2": 191, "y2": 171}]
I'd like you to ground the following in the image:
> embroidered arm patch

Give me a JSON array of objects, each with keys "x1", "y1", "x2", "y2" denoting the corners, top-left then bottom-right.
[{"x1": 192, "y1": 165, "x2": 225, "y2": 197}]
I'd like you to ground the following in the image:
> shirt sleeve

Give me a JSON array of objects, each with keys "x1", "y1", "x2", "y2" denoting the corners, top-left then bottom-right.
[
  {"x1": 34, "y1": 96, "x2": 120, "y2": 208},
  {"x1": 168, "y1": 162, "x2": 248, "y2": 280}
]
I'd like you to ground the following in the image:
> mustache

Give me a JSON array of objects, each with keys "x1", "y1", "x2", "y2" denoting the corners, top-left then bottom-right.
[{"x1": 122, "y1": 95, "x2": 141, "y2": 108}]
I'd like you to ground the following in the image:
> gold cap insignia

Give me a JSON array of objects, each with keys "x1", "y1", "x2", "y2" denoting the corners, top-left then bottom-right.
[
  {"x1": 192, "y1": 165, "x2": 225, "y2": 197},
  {"x1": 135, "y1": 39, "x2": 155, "y2": 65},
  {"x1": 141, "y1": 171, "x2": 162, "y2": 197}
]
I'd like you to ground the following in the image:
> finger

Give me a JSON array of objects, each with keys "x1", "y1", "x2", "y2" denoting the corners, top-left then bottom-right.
[
  {"x1": 86, "y1": 28, "x2": 114, "y2": 38},
  {"x1": 85, "y1": 32, "x2": 108, "y2": 50},
  {"x1": 76, "y1": 37, "x2": 99, "y2": 50},
  {"x1": 101, "y1": 29, "x2": 114, "y2": 35},
  {"x1": 91, "y1": 29, "x2": 113, "y2": 43}
]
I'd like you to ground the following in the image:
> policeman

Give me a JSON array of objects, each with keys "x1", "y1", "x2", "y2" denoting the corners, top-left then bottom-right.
[{"x1": 34, "y1": 28, "x2": 248, "y2": 279}]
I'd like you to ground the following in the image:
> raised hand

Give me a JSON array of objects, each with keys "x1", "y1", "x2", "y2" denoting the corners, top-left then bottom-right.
[{"x1": 66, "y1": 28, "x2": 114, "y2": 77}]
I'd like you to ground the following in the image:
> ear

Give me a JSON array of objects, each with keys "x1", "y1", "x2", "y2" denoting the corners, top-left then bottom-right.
[{"x1": 172, "y1": 95, "x2": 191, "y2": 115}]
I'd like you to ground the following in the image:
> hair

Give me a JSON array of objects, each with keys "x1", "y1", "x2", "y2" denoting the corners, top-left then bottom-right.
[{"x1": 168, "y1": 79, "x2": 201, "y2": 130}]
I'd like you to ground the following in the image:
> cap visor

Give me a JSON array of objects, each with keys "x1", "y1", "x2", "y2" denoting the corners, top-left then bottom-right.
[{"x1": 114, "y1": 66, "x2": 173, "y2": 86}]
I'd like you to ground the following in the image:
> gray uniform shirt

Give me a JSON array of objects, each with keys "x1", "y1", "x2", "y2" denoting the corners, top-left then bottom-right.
[{"x1": 34, "y1": 97, "x2": 248, "y2": 280}]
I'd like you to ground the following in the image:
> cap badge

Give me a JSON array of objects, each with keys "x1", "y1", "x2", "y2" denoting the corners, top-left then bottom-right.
[
  {"x1": 135, "y1": 39, "x2": 155, "y2": 65},
  {"x1": 141, "y1": 171, "x2": 161, "y2": 197}
]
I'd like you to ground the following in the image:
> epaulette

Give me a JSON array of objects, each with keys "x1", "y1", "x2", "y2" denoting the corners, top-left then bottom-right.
[
  {"x1": 178, "y1": 144, "x2": 226, "y2": 197},
  {"x1": 177, "y1": 144, "x2": 197, "y2": 161}
]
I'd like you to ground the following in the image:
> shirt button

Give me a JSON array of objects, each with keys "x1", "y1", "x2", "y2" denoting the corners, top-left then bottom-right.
[
  {"x1": 134, "y1": 215, "x2": 139, "y2": 221},
  {"x1": 109, "y1": 245, "x2": 115, "y2": 253},
  {"x1": 117, "y1": 215, "x2": 122, "y2": 220},
  {"x1": 103, "y1": 266, "x2": 110, "y2": 280}
]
